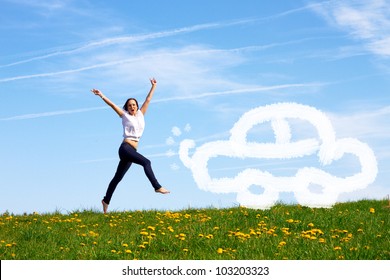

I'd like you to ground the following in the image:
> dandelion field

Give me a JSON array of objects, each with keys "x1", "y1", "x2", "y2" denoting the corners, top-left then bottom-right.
[{"x1": 1, "y1": 199, "x2": 389, "y2": 260}]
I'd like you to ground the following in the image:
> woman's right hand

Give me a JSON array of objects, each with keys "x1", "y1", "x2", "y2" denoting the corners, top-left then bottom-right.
[{"x1": 91, "y1": 88, "x2": 103, "y2": 97}]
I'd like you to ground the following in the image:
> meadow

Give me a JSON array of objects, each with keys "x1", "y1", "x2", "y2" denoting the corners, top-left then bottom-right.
[{"x1": 1, "y1": 199, "x2": 389, "y2": 260}]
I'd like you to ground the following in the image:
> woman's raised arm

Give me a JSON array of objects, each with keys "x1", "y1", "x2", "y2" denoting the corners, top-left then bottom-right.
[
  {"x1": 91, "y1": 89, "x2": 123, "y2": 117},
  {"x1": 140, "y1": 78, "x2": 157, "y2": 115}
]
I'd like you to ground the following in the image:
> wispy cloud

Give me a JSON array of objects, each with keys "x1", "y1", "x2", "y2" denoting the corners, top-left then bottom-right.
[
  {"x1": 0, "y1": 56, "x2": 146, "y2": 82},
  {"x1": 154, "y1": 83, "x2": 324, "y2": 103},
  {"x1": 0, "y1": 38, "x2": 328, "y2": 84},
  {"x1": 328, "y1": 105, "x2": 390, "y2": 139},
  {"x1": 0, "y1": 83, "x2": 322, "y2": 121},
  {"x1": 312, "y1": 0, "x2": 390, "y2": 57},
  {"x1": 5, "y1": 0, "x2": 68, "y2": 10},
  {"x1": 262, "y1": 2, "x2": 329, "y2": 21},
  {"x1": 0, "y1": 19, "x2": 255, "y2": 68},
  {"x1": 0, "y1": 106, "x2": 106, "y2": 121},
  {"x1": 1, "y1": 2, "x2": 331, "y2": 69}
]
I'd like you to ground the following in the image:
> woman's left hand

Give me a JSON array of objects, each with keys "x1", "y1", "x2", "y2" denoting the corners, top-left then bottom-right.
[{"x1": 150, "y1": 78, "x2": 157, "y2": 86}]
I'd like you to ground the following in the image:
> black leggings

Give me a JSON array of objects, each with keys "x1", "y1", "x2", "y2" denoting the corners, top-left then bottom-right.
[{"x1": 103, "y1": 142, "x2": 162, "y2": 204}]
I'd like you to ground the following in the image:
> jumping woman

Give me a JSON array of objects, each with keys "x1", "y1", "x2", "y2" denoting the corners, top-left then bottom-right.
[{"x1": 91, "y1": 78, "x2": 170, "y2": 214}]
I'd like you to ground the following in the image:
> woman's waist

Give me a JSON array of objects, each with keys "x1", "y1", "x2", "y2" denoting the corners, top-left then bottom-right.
[{"x1": 123, "y1": 138, "x2": 139, "y2": 149}]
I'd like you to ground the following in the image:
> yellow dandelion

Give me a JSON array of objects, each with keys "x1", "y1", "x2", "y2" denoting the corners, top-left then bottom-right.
[
  {"x1": 122, "y1": 243, "x2": 129, "y2": 247},
  {"x1": 308, "y1": 223, "x2": 314, "y2": 227},
  {"x1": 147, "y1": 226, "x2": 155, "y2": 231},
  {"x1": 333, "y1": 246, "x2": 342, "y2": 250},
  {"x1": 176, "y1": 234, "x2": 185, "y2": 241},
  {"x1": 357, "y1": 228, "x2": 363, "y2": 233},
  {"x1": 286, "y1": 219, "x2": 294, "y2": 223},
  {"x1": 217, "y1": 248, "x2": 224, "y2": 254},
  {"x1": 369, "y1": 208, "x2": 375, "y2": 214},
  {"x1": 279, "y1": 241, "x2": 287, "y2": 246},
  {"x1": 183, "y1": 248, "x2": 189, "y2": 252},
  {"x1": 267, "y1": 229, "x2": 275, "y2": 235},
  {"x1": 138, "y1": 245, "x2": 146, "y2": 249},
  {"x1": 125, "y1": 250, "x2": 132, "y2": 254},
  {"x1": 198, "y1": 233, "x2": 204, "y2": 237},
  {"x1": 6, "y1": 244, "x2": 12, "y2": 247},
  {"x1": 319, "y1": 238, "x2": 326, "y2": 243},
  {"x1": 111, "y1": 249, "x2": 117, "y2": 253},
  {"x1": 140, "y1": 231, "x2": 149, "y2": 236}
]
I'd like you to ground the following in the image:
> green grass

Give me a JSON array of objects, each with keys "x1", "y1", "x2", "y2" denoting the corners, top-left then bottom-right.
[{"x1": 1, "y1": 199, "x2": 389, "y2": 260}]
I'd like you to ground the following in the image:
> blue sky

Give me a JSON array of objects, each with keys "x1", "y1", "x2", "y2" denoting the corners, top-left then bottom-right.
[{"x1": 1, "y1": 0, "x2": 389, "y2": 214}]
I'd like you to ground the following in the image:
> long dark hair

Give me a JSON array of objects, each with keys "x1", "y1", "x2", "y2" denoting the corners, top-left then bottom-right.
[{"x1": 123, "y1": 98, "x2": 139, "y2": 112}]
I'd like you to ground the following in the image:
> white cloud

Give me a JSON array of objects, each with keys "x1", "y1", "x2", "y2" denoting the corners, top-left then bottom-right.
[
  {"x1": 170, "y1": 163, "x2": 180, "y2": 171},
  {"x1": 171, "y1": 126, "x2": 182, "y2": 137},
  {"x1": 166, "y1": 137, "x2": 175, "y2": 146},
  {"x1": 184, "y1": 123, "x2": 191, "y2": 132},
  {"x1": 166, "y1": 149, "x2": 176, "y2": 157},
  {"x1": 313, "y1": 0, "x2": 390, "y2": 57},
  {"x1": 328, "y1": 105, "x2": 390, "y2": 140},
  {"x1": 8, "y1": 0, "x2": 68, "y2": 10},
  {"x1": 179, "y1": 103, "x2": 378, "y2": 209},
  {"x1": 0, "y1": 19, "x2": 256, "y2": 68},
  {"x1": 0, "y1": 106, "x2": 106, "y2": 121}
]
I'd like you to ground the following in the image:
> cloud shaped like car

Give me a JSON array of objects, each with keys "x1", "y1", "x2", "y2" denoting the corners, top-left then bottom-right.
[{"x1": 179, "y1": 103, "x2": 378, "y2": 209}]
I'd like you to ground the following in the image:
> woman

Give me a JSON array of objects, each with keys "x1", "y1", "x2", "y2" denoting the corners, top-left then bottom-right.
[{"x1": 91, "y1": 78, "x2": 170, "y2": 214}]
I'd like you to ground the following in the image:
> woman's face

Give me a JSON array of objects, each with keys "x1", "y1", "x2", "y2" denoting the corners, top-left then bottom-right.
[{"x1": 127, "y1": 100, "x2": 138, "y2": 115}]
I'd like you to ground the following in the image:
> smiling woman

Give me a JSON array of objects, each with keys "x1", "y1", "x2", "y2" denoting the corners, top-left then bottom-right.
[
  {"x1": 1, "y1": 0, "x2": 389, "y2": 216},
  {"x1": 91, "y1": 78, "x2": 170, "y2": 214}
]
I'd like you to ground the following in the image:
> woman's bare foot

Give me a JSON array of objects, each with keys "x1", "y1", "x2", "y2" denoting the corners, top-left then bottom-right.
[
  {"x1": 155, "y1": 187, "x2": 170, "y2": 194},
  {"x1": 101, "y1": 200, "x2": 108, "y2": 214}
]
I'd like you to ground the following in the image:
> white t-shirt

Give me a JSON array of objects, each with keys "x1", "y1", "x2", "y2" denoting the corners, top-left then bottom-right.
[{"x1": 121, "y1": 110, "x2": 145, "y2": 141}]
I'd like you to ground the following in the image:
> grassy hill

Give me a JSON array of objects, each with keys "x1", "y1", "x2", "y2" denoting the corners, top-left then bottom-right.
[{"x1": 1, "y1": 199, "x2": 389, "y2": 260}]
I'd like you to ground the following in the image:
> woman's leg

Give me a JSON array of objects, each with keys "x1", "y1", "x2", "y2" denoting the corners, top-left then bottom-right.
[
  {"x1": 121, "y1": 143, "x2": 163, "y2": 190},
  {"x1": 103, "y1": 158, "x2": 132, "y2": 205}
]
